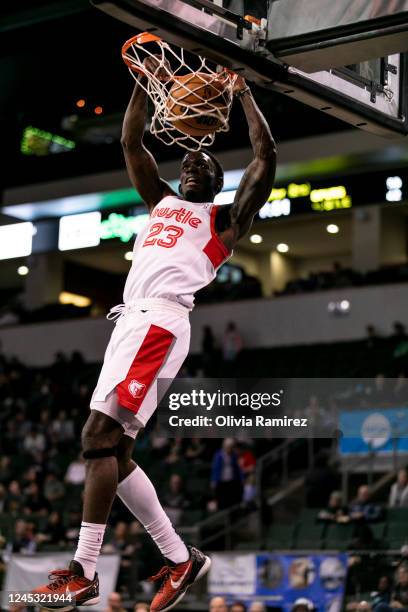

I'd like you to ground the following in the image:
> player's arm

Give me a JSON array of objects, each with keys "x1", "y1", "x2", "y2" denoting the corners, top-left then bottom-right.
[
  {"x1": 121, "y1": 65, "x2": 176, "y2": 212},
  {"x1": 220, "y1": 78, "x2": 276, "y2": 248}
]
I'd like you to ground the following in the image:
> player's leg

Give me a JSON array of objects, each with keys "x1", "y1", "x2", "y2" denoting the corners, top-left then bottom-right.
[
  {"x1": 74, "y1": 411, "x2": 125, "y2": 573},
  {"x1": 116, "y1": 434, "x2": 189, "y2": 563},
  {"x1": 32, "y1": 410, "x2": 124, "y2": 609},
  {"x1": 116, "y1": 434, "x2": 211, "y2": 612}
]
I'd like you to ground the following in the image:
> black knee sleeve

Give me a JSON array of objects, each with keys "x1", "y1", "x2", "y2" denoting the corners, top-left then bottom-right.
[{"x1": 83, "y1": 447, "x2": 117, "y2": 460}]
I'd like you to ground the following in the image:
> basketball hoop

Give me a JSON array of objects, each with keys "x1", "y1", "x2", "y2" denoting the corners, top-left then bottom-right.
[{"x1": 122, "y1": 33, "x2": 236, "y2": 151}]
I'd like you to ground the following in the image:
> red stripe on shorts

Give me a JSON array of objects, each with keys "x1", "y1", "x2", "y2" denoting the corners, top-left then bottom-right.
[{"x1": 117, "y1": 324, "x2": 175, "y2": 413}]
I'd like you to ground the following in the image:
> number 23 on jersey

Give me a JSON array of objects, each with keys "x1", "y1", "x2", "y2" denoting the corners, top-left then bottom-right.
[{"x1": 143, "y1": 223, "x2": 184, "y2": 249}]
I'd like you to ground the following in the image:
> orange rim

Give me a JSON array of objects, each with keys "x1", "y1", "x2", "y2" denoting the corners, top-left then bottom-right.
[
  {"x1": 121, "y1": 32, "x2": 162, "y2": 74},
  {"x1": 121, "y1": 32, "x2": 237, "y2": 84}
]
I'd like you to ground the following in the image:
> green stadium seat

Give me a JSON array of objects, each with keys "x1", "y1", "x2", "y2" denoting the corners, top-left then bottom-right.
[
  {"x1": 324, "y1": 523, "x2": 355, "y2": 550},
  {"x1": 294, "y1": 520, "x2": 326, "y2": 549},
  {"x1": 387, "y1": 508, "x2": 408, "y2": 523},
  {"x1": 386, "y1": 522, "x2": 408, "y2": 549},
  {"x1": 264, "y1": 524, "x2": 296, "y2": 550}
]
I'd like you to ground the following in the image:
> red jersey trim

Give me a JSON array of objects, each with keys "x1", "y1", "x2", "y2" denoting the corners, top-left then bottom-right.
[
  {"x1": 116, "y1": 324, "x2": 175, "y2": 413},
  {"x1": 203, "y1": 205, "x2": 231, "y2": 269}
]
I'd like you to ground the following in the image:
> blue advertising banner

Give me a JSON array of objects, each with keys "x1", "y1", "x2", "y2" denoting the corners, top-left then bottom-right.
[
  {"x1": 339, "y1": 408, "x2": 408, "y2": 455},
  {"x1": 209, "y1": 552, "x2": 347, "y2": 611}
]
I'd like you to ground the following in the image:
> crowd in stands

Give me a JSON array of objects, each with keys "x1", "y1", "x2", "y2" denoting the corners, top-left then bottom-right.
[{"x1": 276, "y1": 261, "x2": 408, "y2": 297}]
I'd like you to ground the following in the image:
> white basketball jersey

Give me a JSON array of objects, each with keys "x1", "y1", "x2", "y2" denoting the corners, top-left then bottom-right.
[{"x1": 123, "y1": 195, "x2": 231, "y2": 310}]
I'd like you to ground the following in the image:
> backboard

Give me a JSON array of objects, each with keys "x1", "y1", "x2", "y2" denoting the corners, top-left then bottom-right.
[{"x1": 92, "y1": 0, "x2": 408, "y2": 137}]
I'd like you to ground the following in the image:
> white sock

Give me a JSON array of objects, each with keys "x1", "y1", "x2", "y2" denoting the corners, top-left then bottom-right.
[
  {"x1": 117, "y1": 466, "x2": 189, "y2": 564},
  {"x1": 74, "y1": 521, "x2": 106, "y2": 580}
]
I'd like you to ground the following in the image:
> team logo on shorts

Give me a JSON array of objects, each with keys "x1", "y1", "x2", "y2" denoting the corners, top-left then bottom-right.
[{"x1": 128, "y1": 379, "x2": 146, "y2": 399}]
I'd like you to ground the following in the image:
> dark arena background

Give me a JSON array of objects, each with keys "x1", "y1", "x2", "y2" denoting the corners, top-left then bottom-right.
[{"x1": 1, "y1": 1, "x2": 408, "y2": 611}]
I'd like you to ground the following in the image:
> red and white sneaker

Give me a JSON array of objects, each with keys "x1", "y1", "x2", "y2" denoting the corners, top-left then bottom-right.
[
  {"x1": 149, "y1": 546, "x2": 211, "y2": 612},
  {"x1": 31, "y1": 560, "x2": 100, "y2": 611}
]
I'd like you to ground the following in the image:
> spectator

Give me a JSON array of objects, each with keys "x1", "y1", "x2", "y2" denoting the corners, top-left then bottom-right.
[
  {"x1": 349, "y1": 485, "x2": 382, "y2": 522},
  {"x1": 236, "y1": 442, "x2": 256, "y2": 475},
  {"x1": 104, "y1": 592, "x2": 126, "y2": 612},
  {"x1": 371, "y1": 576, "x2": 392, "y2": 609},
  {"x1": 0, "y1": 456, "x2": 12, "y2": 484},
  {"x1": 162, "y1": 474, "x2": 191, "y2": 526},
  {"x1": 23, "y1": 482, "x2": 50, "y2": 515},
  {"x1": 38, "y1": 511, "x2": 67, "y2": 546},
  {"x1": 65, "y1": 453, "x2": 86, "y2": 485},
  {"x1": 376, "y1": 566, "x2": 408, "y2": 612},
  {"x1": 249, "y1": 603, "x2": 266, "y2": 612},
  {"x1": 7, "y1": 519, "x2": 37, "y2": 553},
  {"x1": 292, "y1": 598, "x2": 314, "y2": 612},
  {"x1": 134, "y1": 604, "x2": 149, "y2": 612},
  {"x1": 50, "y1": 410, "x2": 75, "y2": 442},
  {"x1": 389, "y1": 469, "x2": 408, "y2": 508},
  {"x1": 209, "y1": 596, "x2": 228, "y2": 612},
  {"x1": 6, "y1": 480, "x2": 24, "y2": 511},
  {"x1": 231, "y1": 602, "x2": 247, "y2": 612},
  {"x1": 357, "y1": 603, "x2": 372, "y2": 612},
  {"x1": 0, "y1": 483, "x2": 6, "y2": 513},
  {"x1": 222, "y1": 321, "x2": 243, "y2": 371},
  {"x1": 43, "y1": 473, "x2": 65, "y2": 503},
  {"x1": 185, "y1": 437, "x2": 206, "y2": 462},
  {"x1": 392, "y1": 322, "x2": 407, "y2": 343},
  {"x1": 23, "y1": 426, "x2": 46, "y2": 456},
  {"x1": 211, "y1": 438, "x2": 243, "y2": 510},
  {"x1": 366, "y1": 325, "x2": 381, "y2": 349},
  {"x1": 318, "y1": 491, "x2": 348, "y2": 523}
]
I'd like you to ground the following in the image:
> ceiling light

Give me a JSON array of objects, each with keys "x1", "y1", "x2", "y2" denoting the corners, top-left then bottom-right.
[
  {"x1": 277, "y1": 243, "x2": 289, "y2": 253},
  {"x1": 17, "y1": 265, "x2": 29, "y2": 276},
  {"x1": 327, "y1": 224, "x2": 339, "y2": 234},
  {"x1": 250, "y1": 234, "x2": 263, "y2": 244},
  {"x1": 124, "y1": 251, "x2": 133, "y2": 261}
]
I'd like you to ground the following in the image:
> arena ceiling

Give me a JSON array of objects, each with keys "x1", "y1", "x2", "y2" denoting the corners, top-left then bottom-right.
[{"x1": 0, "y1": 0, "x2": 349, "y2": 192}]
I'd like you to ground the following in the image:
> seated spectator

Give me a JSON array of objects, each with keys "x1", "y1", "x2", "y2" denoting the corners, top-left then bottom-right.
[
  {"x1": 134, "y1": 604, "x2": 149, "y2": 612},
  {"x1": 389, "y1": 469, "x2": 408, "y2": 508},
  {"x1": 185, "y1": 437, "x2": 206, "y2": 462},
  {"x1": 43, "y1": 473, "x2": 66, "y2": 503},
  {"x1": 249, "y1": 603, "x2": 266, "y2": 612},
  {"x1": 292, "y1": 599, "x2": 314, "y2": 612},
  {"x1": 104, "y1": 592, "x2": 126, "y2": 612},
  {"x1": 349, "y1": 485, "x2": 382, "y2": 522},
  {"x1": 371, "y1": 575, "x2": 392, "y2": 609},
  {"x1": 376, "y1": 565, "x2": 408, "y2": 612},
  {"x1": 23, "y1": 482, "x2": 51, "y2": 515},
  {"x1": 7, "y1": 519, "x2": 37, "y2": 554},
  {"x1": 23, "y1": 425, "x2": 46, "y2": 456},
  {"x1": 209, "y1": 596, "x2": 228, "y2": 612},
  {"x1": 0, "y1": 483, "x2": 6, "y2": 513},
  {"x1": 211, "y1": 438, "x2": 243, "y2": 510},
  {"x1": 37, "y1": 511, "x2": 67, "y2": 547},
  {"x1": 318, "y1": 491, "x2": 348, "y2": 523},
  {"x1": 231, "y1": 602, "x2": 247, "y2": 612},
  {"x1": 162, "y1": 474, "x2": 191, "y2": 526},
  {"x1": 0, "y1": 456, "x2": 12, "y2": 484},
  {"x1": 6, "y1": 480, "x2": 24, "y2": 512},
  {"x1": 65, "y1": 453, "x2": 86, "y2": 486}
]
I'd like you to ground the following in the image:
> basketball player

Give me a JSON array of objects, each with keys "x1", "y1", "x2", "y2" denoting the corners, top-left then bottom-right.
[{"x1": 33, "y1": 61, "x2": 276, "y2": 612}]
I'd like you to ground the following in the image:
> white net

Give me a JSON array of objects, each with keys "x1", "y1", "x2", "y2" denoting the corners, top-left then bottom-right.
[{"x1": 122, "y1": 33, "x2": 235, "y2": 151}]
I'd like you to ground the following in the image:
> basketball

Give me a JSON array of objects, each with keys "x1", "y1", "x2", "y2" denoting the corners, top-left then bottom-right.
[{"x1": 166, "y1": 72, "x2": 229, "y2": 137}]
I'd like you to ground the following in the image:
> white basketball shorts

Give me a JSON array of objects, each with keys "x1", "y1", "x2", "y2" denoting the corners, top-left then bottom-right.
[{"x1": 90, "y1": 298, "x2": 191, "y2": 438}]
